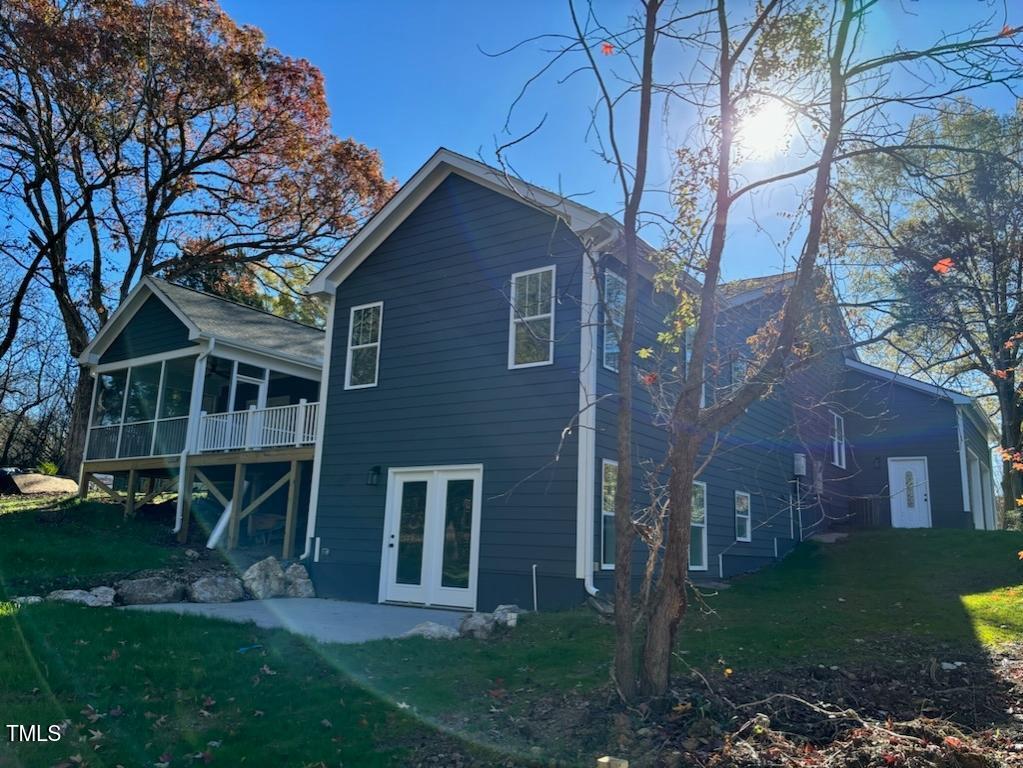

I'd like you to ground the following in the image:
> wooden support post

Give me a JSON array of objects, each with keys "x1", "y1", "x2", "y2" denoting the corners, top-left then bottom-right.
[
  {"x1": 125, "y1": 468, "x2": 138, "y2": 519},
  {"x1": 78, "y1": 472, "x2": 90, "y2": 500},
  {"x1": 177, "y1": 465, "x2": 196, "y2": 543},
  {"x1": 227, "y1": 463, "x2": 246, "y2": 550},
  {"x1": 283, "y1": 460, "x2": 302, "y2": 559}
]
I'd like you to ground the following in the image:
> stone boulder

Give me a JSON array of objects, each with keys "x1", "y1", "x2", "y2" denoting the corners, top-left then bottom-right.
[
  {"x1": 458, "y1": 612, "x2": 496, "y2": 640},
  {"x1": 404, "y1": 621, "x2": 459, "y2": 640},
  {"x1": 493, "y1": 604, "x2": 523, "y2": 628},
  {"x1": 283, "y1": 563, "x2": 315, "y2": 598},
  {"x1": 188, "y1": 575, "x2": 245, "y2": 603},
  {"x1": 116, "y1": 576, "x2": 186, "y2": 605},
  {"x1": 242, "y1": 556, "x2": 287, "y2": 599},
  {"x1": 12, "y1": 595, "x2": 42, "y2": 606},
  {"x1": 47, "y1": 586, "x2": 115, "y2": 607}
]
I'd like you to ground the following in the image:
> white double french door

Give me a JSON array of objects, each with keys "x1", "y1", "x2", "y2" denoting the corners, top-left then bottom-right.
[{"x1": 381, "y1": 465, "x2": 483, "y2": 609}]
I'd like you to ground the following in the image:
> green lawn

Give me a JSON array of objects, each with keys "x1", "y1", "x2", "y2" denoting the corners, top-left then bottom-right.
[{"x1": 1, "y1": 496, "x2": 1022, "y2": 767}]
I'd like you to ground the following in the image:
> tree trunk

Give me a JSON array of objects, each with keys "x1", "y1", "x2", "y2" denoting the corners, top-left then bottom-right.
[
  {"x1": 998, "y1": 382, "x2": 1021, "y2": 525},
  {"x1": 61, "y1": 366, "x2": 91, "y2": 478},
  {"x1": 639, "y1": 438, "x2": 696, "y2": 696}
]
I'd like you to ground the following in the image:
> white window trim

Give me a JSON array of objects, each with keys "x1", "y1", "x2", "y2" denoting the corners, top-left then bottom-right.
[
  {"x1": 830, "y1": 410, "x2": 846, "y2": 469},
  {"x1": 600, "y1": 459, "x2": 618, "y2": 570},
  {"x1": 602, "y1": 270, "x2": 626, "y2": 373},
  {"x1": 508, "y1": 265, "x2": 556, "y2": 370},
  {"x1": 690, "y1": 480, "x2": 708, "y2": 571},
  {"x1": 735, "y1": 490, "x2": 752, "y2": 542},
  {"x1": 344, "y1": 301, "x2": 383, "y2": 390}
]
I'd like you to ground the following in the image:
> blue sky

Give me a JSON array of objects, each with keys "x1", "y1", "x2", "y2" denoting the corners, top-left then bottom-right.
[{"x1": 220, "y1": 1, "x2": 1019, "y2": 281}]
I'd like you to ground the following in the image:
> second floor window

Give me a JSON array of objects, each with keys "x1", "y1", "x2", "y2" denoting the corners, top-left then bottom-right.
[
  {"x1": 735, "y1": 490, "x2": 752, "y2": 542},
  {"x1": 346, "y1": 302, "x2": 383, "y2": 389},
  {"x1": 830, "y1": 411, "x2": 846, "y2": 468},
  {"x1": 509, "y1": 266, "x2": 555, "y2": 368},
  {"x1": 603, "y1": 270, "x2": 627, "y2": 372}
]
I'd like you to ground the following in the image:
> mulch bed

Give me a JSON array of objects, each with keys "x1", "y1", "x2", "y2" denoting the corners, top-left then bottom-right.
[{"x1": 457, "y1": 643, "x2": 1023, "y2": 767}]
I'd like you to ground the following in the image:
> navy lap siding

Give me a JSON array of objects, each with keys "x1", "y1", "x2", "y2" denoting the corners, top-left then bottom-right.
[
  {"x1": 100, "y1": 295, "x2": 195, "y2": 363},
  {"x1": 312, "y1": 173, "x2": 585, "y2": 610}
]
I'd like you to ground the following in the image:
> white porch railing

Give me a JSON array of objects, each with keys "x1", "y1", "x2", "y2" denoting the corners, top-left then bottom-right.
[{"x1": 198, "y1": 400, "x2": 319, "y2": 453}]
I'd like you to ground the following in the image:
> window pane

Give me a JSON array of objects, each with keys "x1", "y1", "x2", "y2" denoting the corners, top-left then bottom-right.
[
  {"x1": 602, "y1": 462, "x2": 617, "y2": 514},
  {"x1": 514, "y1": 318, "x2": 551, "y2": 365},
  {"x1": 159, "y1": 357, "x2": 194, "y2": 419},
  {"x1": 604, "y1": 271, "x2": 626, "y2": 371},
  {"x1": 691, "y1": 483, "x2": 705, "y2": 524},
  {"x1": 92, "y1": 370, "x2": 127, "y2": 426},
  {"x1": 352, "y1": 305, "x2": 381, "y2": 346},
  {"x1": 124, "y1": 363, "x2": 161, "y2": 423},
  {"x1": 736, "y1": 515, "x2": 749, "y2": 540},
  {"x1": 203, "y1": 356, "x2": 233, "y2": 413},
  {"x1": 441, "y1": 479, "x2": 475, "y2": 589},
  {"x1": 396, "y1": 481, "x2": 428, "y2": 585},
  {"x1": 514, "y1": 270, "x2": 552, "y2": 318},
  {"x1": 905, "y1": 471, "x2": 916, "y2": 508},
  {"x1": 237, "y1": 363, "x2": 265, "y2": 380},
  {"x1": 689, "y1": 525, "x2": 705, "y2": 568},
  {"x1": 602, "y1": 514, "x2": 616, "y2": 566},
  {"x1": 735, "y1": 492, "x2": 750, "y2": 514},
  {"x1": 349, "y1": 346, "x2": 379, "y2": 386}
]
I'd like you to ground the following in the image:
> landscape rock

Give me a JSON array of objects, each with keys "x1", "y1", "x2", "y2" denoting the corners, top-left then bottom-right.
[
  {"x1": 188, "y1": 575, "x2": 245, "y2": 603},
  {"x1": 184, "y1": 549, "x2": 200, "y2": 560},
  {"x1": 283, "y1": 563, "x2": 315, "y2": 598},
  {"x1": 493, "y1": 604, "x2": 523, "y2": 628},
  {"x1": 459, "y1": 612, "x2": 496, "y2": 639},
  {"x1": 12, "y1": 595, "x2": 42, "y2": 606},
  {"x1": 404, "y1": 621, "x2": 460, "y2": 640},
  {"x1": 116, "y1": 576, "x2": 186, "y2": 605},
  {"x1": 47, "y1": 586, "x2": 115, "y2": 607},
  {"x1": 242, "y1": 556, "x2": 287, "y2": 599}
]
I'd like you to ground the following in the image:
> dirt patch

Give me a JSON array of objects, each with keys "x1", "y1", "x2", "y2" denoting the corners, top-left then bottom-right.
[{"x1": 467, "y1": 645, "x2": 1023, "y2": 767}]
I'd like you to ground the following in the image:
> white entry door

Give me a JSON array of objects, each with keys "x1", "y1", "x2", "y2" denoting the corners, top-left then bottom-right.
[
  {"x1": 888, "y1": 457, "x2": 932, "y2": 528},
  {"x1": 381, "y1": 466, "x2": 482, "y2": 609}
]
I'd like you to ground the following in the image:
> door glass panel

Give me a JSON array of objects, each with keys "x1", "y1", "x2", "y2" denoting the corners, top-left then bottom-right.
[
  {"x1": 904, "y1": 471, "x2": 916, "y2": 508},
  {"x1": 396, "y1": 481, "x2": 428, "y2": 585},
  {"x1": 441, "y1": 479, "x2": 474, "y2": 588}
]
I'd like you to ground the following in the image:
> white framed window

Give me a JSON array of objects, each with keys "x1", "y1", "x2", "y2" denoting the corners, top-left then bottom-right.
[
  {"x1": 735, "y1": 490, "x2": 752, "y2": 542},
  {"x1": 509, "y1": 266, "x2": 556, "y2": 368},
  {"x1": 600, "y1": 459, "x2": 618, "y2": 569},
  {"x1": 829, "y1": 411, "x2": 846, "y2": 468},
  {"x1": 345, "y1": 302, "x2": 383, "y2": 389},
  {"x1": 730, "y1": 358, "x2": 749, "y2": 392},
  {"x1": 690, "y1": 481, "x2": 708, "y2": 571},
  {"x1": 603, "y1": 270, "x2": 627, "y2": 372}
]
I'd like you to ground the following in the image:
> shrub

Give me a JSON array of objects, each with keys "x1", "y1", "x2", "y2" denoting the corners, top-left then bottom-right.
[{"x1": 36, "y1": 461, "x2": 59, "y2": 476}]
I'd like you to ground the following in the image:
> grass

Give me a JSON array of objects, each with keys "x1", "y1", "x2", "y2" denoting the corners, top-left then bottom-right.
[
  {"x1": 1, "y1": 496, "x2": 1022, "y2": 766},
  {"x1": 0, "y1": 495, "x2": 183, "y2": 596}
]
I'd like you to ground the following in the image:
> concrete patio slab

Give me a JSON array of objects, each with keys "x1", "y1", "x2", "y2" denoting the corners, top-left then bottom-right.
[{"x1": 126, "y1": 598, "x2": 464, "y2": 644}]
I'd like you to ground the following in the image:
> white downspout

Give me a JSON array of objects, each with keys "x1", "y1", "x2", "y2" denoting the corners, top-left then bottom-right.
[
  {"x1": 301, "y1": 290, "x2": 336, "y2": 560},
  {"x1": 173, "y1": 340, "x2": 213, "y2": 534},
  {"x1": 956, "y1": 409, "x2": 971, "y2": 521}
]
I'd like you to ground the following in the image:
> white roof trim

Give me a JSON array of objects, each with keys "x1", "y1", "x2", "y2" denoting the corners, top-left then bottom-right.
[
  {"x1": 77, "y1": 277, "x2": 201, "y2": 365},
  {"x1": 306, "y1": 147, "x2": 627, "y2": 297}
]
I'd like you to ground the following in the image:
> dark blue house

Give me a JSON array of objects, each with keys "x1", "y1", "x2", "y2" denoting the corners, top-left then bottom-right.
[{"x1": 296, "y1": 149, "x2": 998, "y2": 611}]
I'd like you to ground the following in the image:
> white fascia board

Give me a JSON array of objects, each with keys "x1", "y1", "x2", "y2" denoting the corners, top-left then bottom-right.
[
  {"x1": 306, "y1": 148, "x2": 625, "y2": 297},
  {"x1": 844, "y1": 358, "x2": 971, "y2": 404}
]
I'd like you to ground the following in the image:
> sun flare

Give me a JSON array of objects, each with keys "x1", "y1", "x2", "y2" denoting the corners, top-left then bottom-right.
[{"x1": 738, "y1": 101, "x2": 794, "y2": 159}]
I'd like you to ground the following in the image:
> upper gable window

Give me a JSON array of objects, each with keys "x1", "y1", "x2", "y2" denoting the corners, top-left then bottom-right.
[
  {"x1": 345, "y1": 302, "x2": 383, "y2": 389},
  {"x1": 603, "y1": 270, "x2": 627, "y2": 372},
  {"x1": 509, "y1": 266, "x2": 555, "y2": 368},
  {"x1": 829, "y1": 411, "x2": 846, "y2": 469}
]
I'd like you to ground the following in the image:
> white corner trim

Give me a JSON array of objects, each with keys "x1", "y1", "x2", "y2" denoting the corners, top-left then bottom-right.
[
  {"x1": 576, "y1": 254, "x2": 599, "y2": 582},
  {"x1": 301, "y1": 294, "x2": 337, "y2": 560}
]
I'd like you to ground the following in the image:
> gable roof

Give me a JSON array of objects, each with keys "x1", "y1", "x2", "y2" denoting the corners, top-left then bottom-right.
[
  {"x1": 844, "y1": 358, "x2": 997, "y2": 442},
  {"x1": 720, "y1": 272, "x2": 796, "y2": 307},
  {"x1": 306, "y1": 147, "x2": 659, "y2": 296},
  {"x1": 79, "y1": 277, "x2": 324, "y2": 370}
]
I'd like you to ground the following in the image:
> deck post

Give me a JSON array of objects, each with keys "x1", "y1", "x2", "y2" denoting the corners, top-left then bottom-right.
[
  {"x1": 78, "y1": 472, "x2": 90, "y2": 500},
  {"x1": 227, "y1": 462, "x2": 246, "y2": 550},
  {"x1": 283, "y1": 460, "x2": 302, "y2": 559},
  {"x1": 295, "y1": 399, "x2": 307, "y2": 447},
  {"x1": 177, "y1": 464, "x2": 196, "y2": 543},
  {"x1": 125, "y1": 468, "x2": 138, "y2": 519}
]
